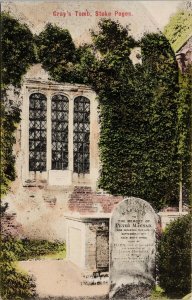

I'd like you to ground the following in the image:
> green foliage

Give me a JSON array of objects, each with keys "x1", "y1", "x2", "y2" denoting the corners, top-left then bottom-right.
[
  {"x1": 2, "y1": 12, "x2": 35, "y2": 86},
  {"x1": 35, "y1": 19, "x2": 183, "y2": 210},
  {"x1": 70, "y1": 44, "x2": 98, "y2": 84},
  {"x1": 92, "y1": 25, "x2": 180, "y2": 210},
  {"x1": 136, "y1": 33, "x2": 180, "y2": 208},
  {"x1": 1, "y1": 13, "x2": 35, "y2": 197},
  {"x1": 91, "y1": 19, "x2": 136, "y2": 55},
  {"x1": 1, "y1": 14, "x2": 36, "y2": 299},
  {"x1": 1, "y1": 98, "x2": 21, "y2": 196},
  {"x1": 158, "y1": 214, "x2": 191, "y2": 297},
  {"x1": 1, "y1": 238, "x2": 66, "y2": 261},
  {"x1": 164, "y1": 6, "x2": 192, "y2": 52},
  {"x1": 0, "y1": 238, "x2": 65, "y2": 298},
  {"x1": 12, "y1": 239, "x2": 66, "y2": 261},
  {"x1": 36, "y1": 23, "x2": 76, "y2": 82},
  {"x1": 36, "y1": 23, "x2": 98, "y2": 84},
  {"x1": 150, "y1": 286, "x2": 169, "y2": 300},
  {"x1": 178, "y1": 66, "x2": 192, "y2": 205},
  {"x1": 0, "y1": 238, "x2": 36, "y2": 300}
]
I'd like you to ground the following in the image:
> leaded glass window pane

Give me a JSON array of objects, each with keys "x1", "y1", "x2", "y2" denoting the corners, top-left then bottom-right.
[
  {"x1": 29, "y1": 93, "x2": 47, "y2": 171},
  {"x1": 52, "y1": 94, "x2": 69, "y2": 170},
  {"x1": 73, "y1": 96, "x2": 90, "y2": 173}
]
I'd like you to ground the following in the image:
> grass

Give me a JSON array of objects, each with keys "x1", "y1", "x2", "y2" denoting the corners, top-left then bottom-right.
[
  {"x1": 39, "y1": 248, "x2": 66, "y2": 260},
  {"x1": 6, "y1": 238, "x2": 67, "y2": 261}
]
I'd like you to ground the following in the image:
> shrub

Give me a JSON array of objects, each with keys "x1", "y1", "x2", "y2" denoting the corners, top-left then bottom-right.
[
  {"x1": 0, "y1": 238, "x2": 66, "y2": 299},
  {"x1": 158, "y1": 214, "x2": 191, "y2": 297},
  {"x1": 15, "y1": 239, "x2": 66, "y2": 260},
  {"x1": 1, "y1": 238, "x2": 66, "y2": 261},
  {"x1": 1, "y1": 12, "x2": 35, "y2": 196},
  {"x1": 0, "y1": 238, "x2": 36, "y2": 300},
  {"x1": 2, "y1": 12, "x2": 35, "y2": 86}
]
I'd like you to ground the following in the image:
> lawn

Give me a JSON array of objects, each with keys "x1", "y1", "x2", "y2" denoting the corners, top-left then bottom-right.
[
  {"x1": 21, "y1": 239, "x2": 66, "y2": 260},
  {"x1": 9, "y1": 239, "x2": 67, "y2": 261}
]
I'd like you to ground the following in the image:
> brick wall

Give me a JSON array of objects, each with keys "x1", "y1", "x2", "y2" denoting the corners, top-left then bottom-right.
[
  {"x1": 68, "y1": 186, "x2": 123, "y2": 214},
  {"x1": 1, "y1": 213, "x2": 24, "y2": 238},
  {"x1": 2, "y1": 185, "x2": 123, "y2": 240}
]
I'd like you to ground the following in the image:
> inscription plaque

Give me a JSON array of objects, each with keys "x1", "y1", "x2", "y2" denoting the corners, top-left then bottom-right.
[
  {"x1": 96, "y1": 231, "x2": 109, "y2": 270},
  {"x1": 109, "y1": 197, "x2": 157, "y2": 300}
]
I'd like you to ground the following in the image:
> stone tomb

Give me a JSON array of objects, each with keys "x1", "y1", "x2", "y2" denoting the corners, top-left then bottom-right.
[
  {"x1": 65, "y1": 213, "x2": 110, "y2": 273},
  {"x1": 109, "y1": 197, "x2": 158, "y2": 300}
]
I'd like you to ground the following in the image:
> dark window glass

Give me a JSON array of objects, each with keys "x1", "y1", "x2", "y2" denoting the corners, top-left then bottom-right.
[
  {"x1": 52, "y1": 94, "x2": 69, "y2": 170},
  {"x1": 73, "y1": 96, "x2": 90, "y2": 173},
  {"x1": 29, "y1": 93, "x2": 47, "y2": 171}
]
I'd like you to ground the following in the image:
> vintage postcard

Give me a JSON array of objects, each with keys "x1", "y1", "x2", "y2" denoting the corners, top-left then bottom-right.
[{"x1": 1, "y1": 1, "x2": 191, "y2": 300}]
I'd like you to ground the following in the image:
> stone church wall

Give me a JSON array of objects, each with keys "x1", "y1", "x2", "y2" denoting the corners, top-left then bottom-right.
[{"x1": 2, "y1": 65, "x2": 123, "y2": 242}]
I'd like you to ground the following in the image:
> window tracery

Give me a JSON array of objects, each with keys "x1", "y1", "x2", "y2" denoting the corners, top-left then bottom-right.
[
  {"x1": 29, "y1": 93, "x2": 47, "y2": 171},
  {"x1": 73, "y1": 96, "x2": 90, "y2": 174},
  {"x1": 51, "y1": 94, "x2": 69, "y2": 170}
]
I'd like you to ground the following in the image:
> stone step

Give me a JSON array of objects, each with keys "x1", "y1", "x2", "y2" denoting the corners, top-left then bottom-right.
[{"x1": 81, "y1": 271, "x2": 109, "y2": 285}]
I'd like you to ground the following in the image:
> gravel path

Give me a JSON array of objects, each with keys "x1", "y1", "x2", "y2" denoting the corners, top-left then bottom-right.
[{"x1": 18, "y1": 260, "x2": 109, "y2": 299}]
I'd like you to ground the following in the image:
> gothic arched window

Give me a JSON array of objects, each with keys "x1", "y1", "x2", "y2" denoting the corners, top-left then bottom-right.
[
  {"x1": 73, "y1": 96, "x2": 90, "y2": 174},
  {"x1": 52, "y1": 94, "x2": 69, "y2": 170},
  {"x1": 29, "y1": 93, "x2": 47, "y2": 171}
]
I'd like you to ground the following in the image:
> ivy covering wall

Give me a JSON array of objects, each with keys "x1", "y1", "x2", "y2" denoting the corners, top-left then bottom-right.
[
  {"x1": 1, "y1": 12, "x2": 35, "y2": 196},
  {"x1": 1, "y1": 16, "x2": 191, "y2": 210},
  {"x1": 36, "y1": 20, "x2": 186, "y2": 210},
  {"x1": 177, "y1": 66, "x2": 192, "y2": 205},
  {"x1": 163, "y1": 0, "x2": 192, "y2": 205},
  {"x1": 1, "y1": 13, "x2": 36, "y2": 300}
]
